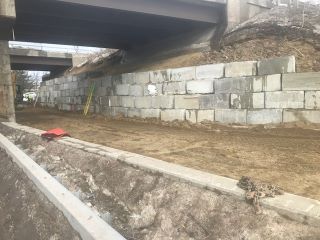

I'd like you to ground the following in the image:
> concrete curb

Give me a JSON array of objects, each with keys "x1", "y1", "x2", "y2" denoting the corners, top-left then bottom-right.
[
  {"x1": 0, "y1": 131, "x2": 126, "y2": 240},
  {"x1": 2, "y1": 121, "x2": 320, "y2": 227}
]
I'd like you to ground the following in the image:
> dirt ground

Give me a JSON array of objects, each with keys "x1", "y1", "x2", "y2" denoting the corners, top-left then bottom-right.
[
  {"x1": 14, "y1": 107, "x2": 320, "y2": 202},
  {"x1": 0, "y1": 149, "x2": 80, "y2": 240},
  {"x1": 1, "y1": 124, "x2": 320, "y2": 240}
]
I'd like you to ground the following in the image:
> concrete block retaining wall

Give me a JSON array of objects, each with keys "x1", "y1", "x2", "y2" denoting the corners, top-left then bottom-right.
[{"x1": 38, "y1": 56, "x2": 320, "y2": 125}]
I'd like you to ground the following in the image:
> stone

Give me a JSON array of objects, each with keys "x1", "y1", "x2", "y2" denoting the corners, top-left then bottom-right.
[
  {"x1": 215, "y1": 77, "x2": 254, "y2": 93},
  {"x1": 141, "y1": 109, "x2": 161, "y2": 119},
  {"x1": 257, "y1": 56, "x2": 295, "y2": 75},
  {"x1": 186, "y1": 110, "x2": 197, "y2": 123},
  {"x1": 305, "y1": 91, "x2": 320, "y2": 110},
  {"x1": 135, "y1": 96, "x2": 152, "y2": 109},
  {"x1": 198, "y1": 110, "x2": 215, "y2": 123},
  {"x1": 116, "y1": 84, "x2": 130, "y2": 95},
  {"x1": 134, "y1": 72, "x2": 150, "y2": 84},
  {"x1": 230, "y1": 93, "x2": 264, "y2": 109},
  {"x1": 199, "y1": 94, "x2": 230, "y2": 109},
  {"x1": 265, "y1": 91, "x2": 304, "y2": 109},
  {"x1": 129, "y1": 85, "x2": 144, "y2": 96},
  {"x1": 150, "y1": 70, "x2": 171, "y2": 83},
  {"x1": 215, "y1": 109, "x2": 247, "y2": 124},
  {"x1": 170, "y1": 67, "x2": 195, "y2": 82},
  {"x1": 225, "y1": 61, "x2": 257, "y2": 77},
  {"x1": 161, "y1": 109, "x2": 185, "y2": 121},
  {"x1": 282, "y1": 72, "x2": 320, "y2": 91},
  {"x1": 253, "y1": 74, "x2": 281, "y2": 92},
  {"x1": 175, "y1": 95, "x2": 199, "y2": 109},
  {"x1": 283, "y1": 110, "x2": 320, "y2": 123},
  {"x1": 195, "y1": 63, "x2": 225, "y2": 79},
  {"x1": 163, "y1": 81, "x2": 186, "y2": 95},
  {"x1": 128, "y1": 108, "x2": 141, "y2": 118},
  {"x1": 110, "y1": 107, "x2": 128, "y2": 117},
  {"x1": 247, "y1": 109, "x2": 283, "y2": 124},
  {"x1": 151, "y1": 96, "x2": 174, "y2": 109},
  {"x1": 186, "y1": 80, "x2": 214, "y2": 94}
]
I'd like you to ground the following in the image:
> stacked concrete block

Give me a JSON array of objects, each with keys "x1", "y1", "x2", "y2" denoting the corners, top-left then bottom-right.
[
  {"x1": 163, "y1": 81, "x2": 186, "y2": 95},
  {"x1": 170, "y1": 67, "x2": 195, "y2": 82},
  {"x1": 161, "y1": 109, "x2": 185, "y2": 121},
  {"x1": 175, "y1": 95, "x2": 199, "y2": 109},
  {"x1": 305, "y1": 91, "x2": 320, "y2": 109},
  {"x1": 265, "y1": 91, "x2": 304, "y2": 109},
  {"x1": 225, "y1": 61, "x2": 257, "y2": 77},
  {"x1": 195, "y1": 64, "x2": 224, "y2": 79},
  {"x1": 187, "y1": 80, "x2": 214, "y2": 94},
  {"x1": 37, "y1": 55, "x2": 320, "y2": 125},
  {"x1": 258, "y1": 56, "x2": 295, "y2": 75}
]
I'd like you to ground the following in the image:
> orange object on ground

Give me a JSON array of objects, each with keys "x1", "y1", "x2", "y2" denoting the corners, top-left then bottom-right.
[{"x1": 41, "y1": 128, "x2": 70, "y2": 140}]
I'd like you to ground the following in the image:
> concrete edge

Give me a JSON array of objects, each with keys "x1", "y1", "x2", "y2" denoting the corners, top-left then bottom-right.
[
  {"x1": 0, "y1": 130, "x2": 126, "y2": 240},
  {"x1": 2, "y1": 121, "x2": 320, "y2": 227}
]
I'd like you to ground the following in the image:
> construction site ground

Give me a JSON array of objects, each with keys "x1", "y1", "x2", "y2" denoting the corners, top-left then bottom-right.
[{"x1": 14, "y1": 107, "x2": 320, "y2": 202}]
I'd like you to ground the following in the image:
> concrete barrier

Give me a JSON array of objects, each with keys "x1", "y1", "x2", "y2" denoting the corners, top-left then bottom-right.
[{"x1": 0, "y1": 131, "x2": 126, "y2": 240}]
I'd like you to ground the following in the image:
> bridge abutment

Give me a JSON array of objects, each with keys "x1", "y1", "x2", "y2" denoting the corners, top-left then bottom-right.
[{"x1": 0, "y1": 41, "x2": 15, "y2": 122}]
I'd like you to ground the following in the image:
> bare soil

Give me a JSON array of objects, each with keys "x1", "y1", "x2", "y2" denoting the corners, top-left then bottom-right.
[
  {"x1": 1, "y1": 124, "x2": 320, "y2": 240},
  {"x1": 14, "y1": 107, "x2": 320, "y2": 202},
  {"x1": 0, "y1": 149, "x2": 80, "y2": 240}
]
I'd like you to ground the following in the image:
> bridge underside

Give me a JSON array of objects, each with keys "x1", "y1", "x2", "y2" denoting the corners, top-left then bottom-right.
[{"x1": 12, "y1": 0, "x2": 225, "y2": 49}]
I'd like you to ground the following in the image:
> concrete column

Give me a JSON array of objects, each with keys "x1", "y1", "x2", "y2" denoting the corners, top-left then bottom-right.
[{"x1": 0, "y1": 41, "x2": 15, "y2": 122}]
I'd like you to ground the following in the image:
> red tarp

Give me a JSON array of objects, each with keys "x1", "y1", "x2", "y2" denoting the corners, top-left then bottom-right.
[{"x1": 41, "y1": 128, "x2": 70, "y2": 140}]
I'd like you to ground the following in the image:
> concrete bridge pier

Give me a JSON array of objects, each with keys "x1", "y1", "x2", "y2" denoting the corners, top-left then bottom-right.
[{"x1": 0, "y1": 41, "x2": 15, "y2": 122}]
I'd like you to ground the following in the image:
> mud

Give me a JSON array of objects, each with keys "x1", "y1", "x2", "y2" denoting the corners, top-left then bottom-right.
[
  {"x1": 1, "y1": 123, "x2": 320, "y2": 240},
  {"x1": 0, "y1": 149, "x2": 80, "y2": 240},
  {"x1": 15, "y1": 108, "x2": 320, "y2": 201}
]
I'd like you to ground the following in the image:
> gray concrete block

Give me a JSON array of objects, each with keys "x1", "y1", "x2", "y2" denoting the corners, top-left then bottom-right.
[
  {"x1": 215, "y1": 109, "x2": 247, "y2": 124},
  {"x1": 127, "y1": 108, "x2": 141, "y2": 118},
  {"x1": 283, "y1": 110, "x2": 320, "y2": 123},
  {"x1": 140, "y1": 109, "x2": 161, "y2": 119},
  {"x1": 186, "y1": 80, "x2": 214, "y2": 94},
  {"x1": 199, "y1": 94, "x2": 230, "y2": 109},
  {"x1": 129, "y1": 85, "x2": 144, "y2": 96},
  {"x1": 175, "y1": 95, "x2": 199, "y2": 109},
  {"x1": 265, "y1": 91, "x2": 304, "y2": 109},
  {"x1": 170, "y1": 67, "x2": 195, "y2": 82},
  {"x1": 150, "y1": 70, "x2": 170, "y2": 83},
  {"x1": 258, "y1": 56, "x2": 295, "y2": 75},
  {"x1": 163, "y1": 81, "x2": 186, "y2": 95},
  {"x1": 161, "y1": 109, "x2": 185, "y2": 121},
  {"x1": 102, "y1": 77, "x2": 113, "y2": 88},
  {"x1": 215, "y1": 77, "x2": 254, "y2": 93},
  {"x1": 111, "y1": 107, "x2": 128, "y2": 117},
  {"x1": 109, "y1": 96, "x2": 122, "y2": 107},
  {"x1": 195, "y1": 63, "x2": 224, "y2": 79},
  {"x1": 121, "y1": 73, "x2": 135, "y2": 84},
  {"x1": 151, "y1": 95, "x2": 174, "y2": 109},
  {"x1": 247, "y1": 109, "x2": 283, "y2": 124},
  {"x1": 96, "y1": 87, "x2": 107, "y2": 96},
  {"x1": 253, "y1": 74, "x2": 281, "y2": 92},
  {"x1": 116, "y1": 84, "x2": 130, "y2": 96},
  {"x1": 225, "y1": 61, "x2": 257, "y2": 77},
  {"x1": 144, "y1": 84, "x2": 162, "y2": 96},
  {"x1": 121, "y1": 96, "x2": 135, "y2": 108},
  {"x1": 135, "y1": 96, "x2": 152, "y2": 109},
  {"x1": 305, "y1": 91, "x2": 320, "y2": 110},
  {"x1": 282, "y1": 72, "x2": 320, "y2": 91},
  {"x1": 186, "y1": 110, "x2": 197, "y2": 123},
  {"x1": 198, "y1": 110, "x2": 215, "y2": 123},
  {"x1": 134, "y1": 72, "x2": 150, "y2": 84},
  {"x1": 230, "y1": 92, "x2": 264, "y2": 109}
]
